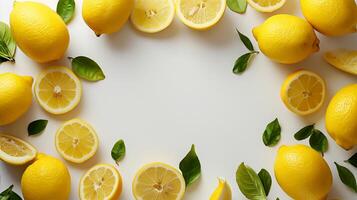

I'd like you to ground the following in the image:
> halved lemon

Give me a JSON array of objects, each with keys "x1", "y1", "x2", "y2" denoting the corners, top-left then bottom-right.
[
  {"x1": 0, "y1": 133, "x2": 37, "y2": 165},
  {"x1": 35, "y1": 66, "x2": 82, "y2": 115},
  {"x1": 55, "y1": 118, "x2": 98, "y2": 163},
  {"x1": 176, "y1": 0, "x2": 226, "y2": 30},
  {"x1": 133, "y1": 162, "x2": 185, "y2": 200},
  {"x1": 324, "y1": 49, "x2": 357, "y2": 76},
  {"x1": 131, "y1": 0, "x2": 175, "y2": 33},
  {"x1": 281, "y1": 70, "x2": 326, "y2": 115},
  {"x1": 247, "y1": 0, "x2": 286, "y2": 12},
  {"x1": 80, "y1": 164, "x2": 123, "y2": 200}
]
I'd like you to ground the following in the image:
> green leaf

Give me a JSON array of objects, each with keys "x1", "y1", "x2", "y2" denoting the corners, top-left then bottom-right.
[
  {"x1": 294, "y1": 124, "x2": 314, "y2": 141},
  {"x1": 346, "y1": 153, "x2": 357, "y2": 168},
  {"x1": 179, "y1": 144, "x2": 201, "y2": 186},
  {"x1": 70, "y1": 56, "x2": 105, "y2": 81},
  {"x1": 227, "y1": 0, "x2": 248, "y2": 14},
  {"x1": 334, "y1": 162, "x2": 357, "y2": 192},
  {"x1": 0, "y1": 21, "x2": 16, "y2": 62},
  {"x1": 309, "y1": 129, "x2": 328, "y2": 154},
  {"x1": 258, "y1": 169, "x2": 272, "y2": 196},
  {"x1": 262, "y1": 118, "x2": 281, "y2": 147},
  {"x1": 233, "y1": 52, "x2": 257, "y2": 74},
  {"x1": 57, "y1": 0, "x2": 75, "y2": 24},
  {"x1": 236, "y1": 163, "x2": 266, "y2": 200},
  {"x1": 111, "y1": 139, "x2": 126, "y2": 164},
  {"x1": 28, "y1": 119, "x2": 48, "y2": 136},
  {"x1": 0, "y1": 185, "x2": 22, "y2": 200},
  {"x1": 236, "y1": 29, "x2": 254, "y2": 51}
]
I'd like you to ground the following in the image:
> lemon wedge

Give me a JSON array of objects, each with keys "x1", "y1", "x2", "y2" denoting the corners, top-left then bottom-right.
[
  {"x1": 281, "y1": 70, "x2": 326, "y2": 115},
  {"x1": 131, "y1": 0, "x2": 175, "y2": 33},
  {"x1": 247, "y1": 0, "x2": 286, "y2": 12},
  {"x1": 132, "y1": 162, "x2": 186, "y2": 200},
  {"x1": 324, "y1": 49, "x2": 357, "y2": 75},
  {"x1": 176, "y1": 0, "x2": 226, "y2": 30},
  {"x1": 210, "y1": 178, "x2": 232, "y2": 200},
  {"x1": 34, "y1": 66, "x2": 82, "y2": 115},
  {"x1": 80, "y1": 164, "x2": 123, "y2": 200},
  {"x1": 55, "y1": 118, "x2": 98, "y2": 163},
  {"x1": 0, "y1": 133, "x2": 37, "y2": 165}
]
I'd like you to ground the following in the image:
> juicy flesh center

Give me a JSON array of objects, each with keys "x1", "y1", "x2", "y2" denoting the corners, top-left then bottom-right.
[
  {"x1": 83, "y1": 168, "x2": 116, "y2": 199},
  {"x1": 181, "y1": 0, "x2": 221, "y2": 24},
  {"x1": 0, "y1": 137, "x2": 31, "y2": 157}
]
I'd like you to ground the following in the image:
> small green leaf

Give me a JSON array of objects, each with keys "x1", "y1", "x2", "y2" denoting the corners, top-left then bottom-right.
[
  {"x1": 258, "y1": 169, "x2": 272, "y2": 196},
  {"x1": 28, "y1": 119, "x2": 48, "y2": 136},
  {"x1": 236, "y1": 29, "x2": 254, "y2": 51},
  {"x1": 57, "y1": 0, "x2": 75, "y2": 24},
  {"x1": 262, "y1": 118, "x2": 281, "y2": 147},
  {"x1": 233, "y1": 52, "x2": 257, "y2": 74},
  {"x1": 294, "y1": 124, "x2": 314, "y2": 141},
  {"x1": 346, "y1": 153, "x2": 357, "y2": 168},
  {"x1": 236, "y1": 163, "x2": 267, "y2": 200},
  {"x1": 111, "y1": 139, "x2": 126, "y2": 164},
  {"x1": 335, "y1": 162, "x2": 357, "y2": 192},
  {"x1": 309, "y1": 129, "x2": 328, "y2": 154},
  {"x1": 70, "y1": 56, "x2": 105, "y2": 81},
  {"x1": 0, "y1": 22, "x2": 16, "y2": 63},
  {"x1": 227, "y1": 0, "x2": 248, "y2": 14},
  {"x1": 0, "y1": 185, "x2": 22, "y2": 200},
  {"x1": 179, "y1": 144, "x2": 201, "y2": 186}
]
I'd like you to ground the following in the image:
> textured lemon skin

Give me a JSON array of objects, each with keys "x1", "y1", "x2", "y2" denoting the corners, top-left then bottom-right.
[
  {"x1": 21, "y1": 154, "x2": 71, "y2": 200},
  {"x1": 209, "y1": 178, "x2": 232, "y2": 200},
  {"x1": 326, "y1": 84, "x2": 357, "y2": 150},
  {"x1": 301, "y1": 0, "x2": 357, "y2": 36},
  {"x1": 253, "y1": 14, "x2": 319, "y2": 64},
  {"x1": 82, "y1": 0, "x2": 134, "y2": 35},
  {"x1": 10, "y1": 2, "x2": 69, "y2": 63},
  {"x1": 275, "y1": 145, "x2": 332, "y2": 200},
  {"x1": 0, "y1": 73, "x2": 33, "y2": 125}
]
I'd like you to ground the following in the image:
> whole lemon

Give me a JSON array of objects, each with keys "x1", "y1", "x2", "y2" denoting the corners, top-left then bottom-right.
[
  {"x1": 253, "y1": 14, "x2": 319, "y2": 64},
  {"x1": 10, "y1": 1, "x2": 70, "y2": 63},
  {"x1": 82, "y1": 0, "x2": 134, "y2": 36},
  {"x1": 301, "y1": 0, "x2": 357, "y2": 36},
  {"x1": 0, "y1": 73, "x2": 33, "y2": 125},
  {"x1": 275, "y1": 145, "x2": 332, "y2": 200},
  {"x1": 21, "y1": 153, "x2": 71, "y2": 200},
  {"x1": 326, "y1": 84, "x2": 357, "y2": 150}
]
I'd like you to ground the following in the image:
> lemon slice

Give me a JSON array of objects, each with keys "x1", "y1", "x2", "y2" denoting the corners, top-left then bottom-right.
[
  {"x1": 34, "y1": 66, "x2": 82, "y2": 115},
  {"x1": 281, "y1": 70, "x2": 326, "y2": 115},
  {"x1": 324, "y1": 49, "x2": 357, "y2": 75},
  {"x1": 247, "y1": 0, "x2": 286, "y2": 12},
  {"x1": 80, "y1": 164, "x2": 123, "y2": 200},
  {"x1": 210, "y1": 178, "x2": 232, "y2": 200},
  {"x1": 131, "y1": 0, "x2": 175, "y2": 33},
  {"x1": 176, "y1": 0, "x2": 226, "y2": 30},
  {"x1": 55, "y1": 118, "x2": 98, "y2": 163},
  {"x1": 133, "y1": 162, "x2": 186, "y2": 200},
  {"x1": 0, "y1": 133, "x2": 37, "y2": 165}
]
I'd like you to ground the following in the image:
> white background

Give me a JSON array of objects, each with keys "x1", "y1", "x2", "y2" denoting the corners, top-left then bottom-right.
[{"x1": 1, "y1": 0, "x2": 357, "y2": 199}]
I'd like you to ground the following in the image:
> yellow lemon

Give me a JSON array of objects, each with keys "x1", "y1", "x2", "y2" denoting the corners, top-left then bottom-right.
[
  {"x1": 21, "y1": 153, "x2": 71, "y2": 200},
  {"x1": 79, "y1": 164, "x2": 123, "y2": 200},
  {"x1": 324, "y1": 49, "x2": 357, "y2": 76},
  {"x1": 10, "y1": 1, "x2": 69, "y2": 63},
  {"x1": 326, "y1": 84, "x2": 357, "y2": 150},
  {"x1": 280, "y1": 70, "x2": 326, "y2": 115},
  {"x1": 301, "y1": 0, "x2": 357, "y2": 36},
  {"x1": 82, "y1": 0, "x2": 134, "y2": 36},
  {"x1": 275, "y1": 145, "x2": 332, "y2": 200},
  {"x1": 247, "y1": 0, "x2": 286, "y2": 12},
  {"x1": 209, "y1": 178, "x2": 232, "y2": 200},
  {"x1": 133, "y1": 162, "x2": 186, "y2": 200},
  {"x1": 253, "y1": 14, "x2": 319, "y2": 64},
  {"x1": 0, "y1": 73, "x2": 33, "y2": 125}
]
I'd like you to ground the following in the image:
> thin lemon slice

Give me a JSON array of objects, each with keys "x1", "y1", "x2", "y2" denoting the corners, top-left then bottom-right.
[
  {"x1": 281, "y1": 70, "x2": 326, "y2": 115},
  {"x1": 247, "y1": 0, "x2": 286, "y2": 12},
  {"x1": 0, "y1": 133, "x2": 37, "y2": 165},
  {"x1": 80, "y1": 164, "x2": 123, "y2": 200},
  {"x1": 55, "y1": 118, "x2": 98, "y2": 163},
  {"x1": 176, "y1": 0, "x2": 226, "y2": 30},
  {"x1": 324, "y1": 49, "x2": 357, "y2": 75},
  {"x1": 133, "y1": 162, "x2": 185, "y2": 200},
  {"x1": 131, "y1": 0, "x2": 175, "y2": 33},
  {"x1": 35, "y1": 66, "x2": 82, "y2": 115}
]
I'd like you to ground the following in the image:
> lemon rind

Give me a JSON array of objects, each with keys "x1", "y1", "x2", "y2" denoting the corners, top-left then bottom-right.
[{"x1": 247, "y1": 0, "x2": 286, "y2": 12}]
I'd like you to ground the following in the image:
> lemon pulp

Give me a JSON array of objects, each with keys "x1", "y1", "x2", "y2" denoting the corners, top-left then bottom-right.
[
  {"x1": 0, "y1": 134, "x2": 37, "y2": 165},
  {"x1": 247, "y1": 0, "x2": 286, "y2": 12}
]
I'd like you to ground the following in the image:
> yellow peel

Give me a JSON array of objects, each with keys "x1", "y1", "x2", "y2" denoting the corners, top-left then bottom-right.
[
  {"x1": 210, "y1": 178, "x2": 232, "y2": 200},
  {"x1": 324, "y1": 49, "x2": 357, "y2": 75}
]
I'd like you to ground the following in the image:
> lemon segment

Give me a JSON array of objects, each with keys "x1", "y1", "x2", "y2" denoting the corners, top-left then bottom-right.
[
  {"x1": 176, "y1": 0, "x2": 226, "y2": 30},
  {"x1": 247, "y1": 0, "x2": 286, "y2": 12},
  {"x1": 131, "y1": 0, "x2": 175, "y2": 33},
  {"x1": 0, "y1": 134, "x2": 37, "y2": 165},
  {"x1": 79, "y1": 164, "x2": 123, "y2": 200},
  {"x1": 133, "y1": 162, "x2": 185, "y2": 200},
  {"x1": 280, "y1": 70, "x2": 326, "y2": 115},
  {"x1": 55, "y1": 118, "x2": 98, "y2": 163},
  {"x1": 210, "y1": 178, "x2": 232, "y2": 200},
  {"x1": 34, "y1": 66, "x2": 82, "y2": 115},
  {"x1": 324, "y1": 49, "x2": 357, "y2": 75}
]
